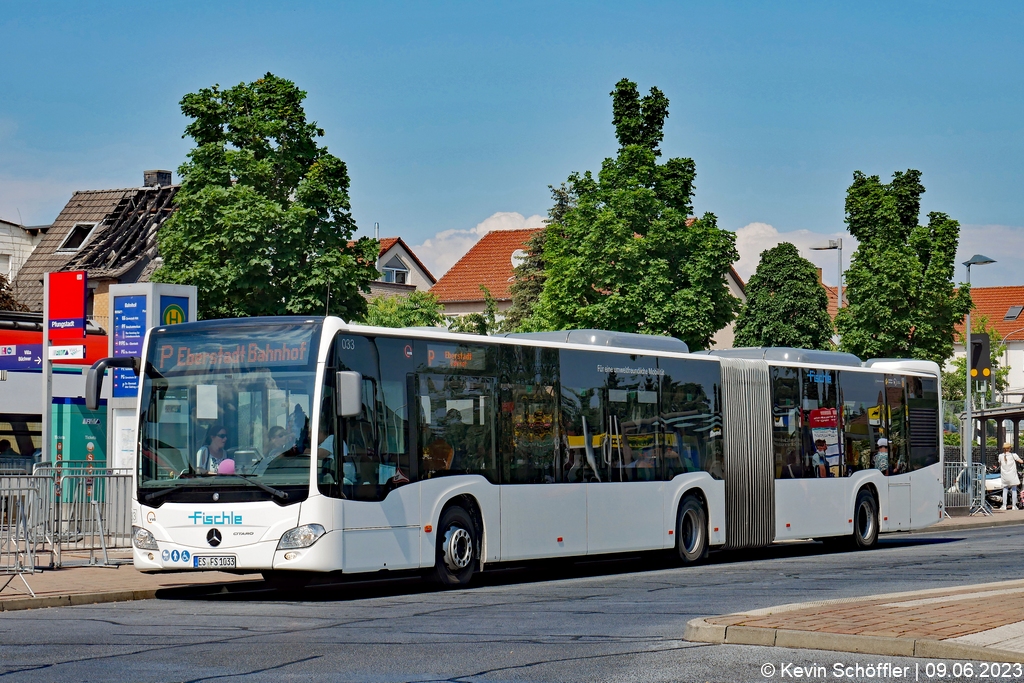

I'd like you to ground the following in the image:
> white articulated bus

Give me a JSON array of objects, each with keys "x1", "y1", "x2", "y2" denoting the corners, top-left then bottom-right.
[{"x1": 86, "y1": 316, "x2": 944, "y2": 586}]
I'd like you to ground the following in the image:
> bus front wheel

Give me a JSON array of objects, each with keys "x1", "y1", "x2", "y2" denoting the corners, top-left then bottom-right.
[
  {"x1": 852, "y1": 489, "x2": 879, "y2": 550},
  {"x1": 430, "y1": 505, "x2": 477, "y2": 587},
  {"x1": 676, "y1": 495, "x2": 709, "y2": 564}
]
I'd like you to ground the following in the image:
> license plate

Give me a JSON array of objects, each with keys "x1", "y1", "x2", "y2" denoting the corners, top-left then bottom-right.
[{"x1": 193, "y1": 555, "x2": 236, "y2": 569}]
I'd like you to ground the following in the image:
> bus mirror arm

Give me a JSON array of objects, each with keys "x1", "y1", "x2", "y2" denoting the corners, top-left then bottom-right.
[
  {"x1": 86, "y1": 356, "x2": 140, "y2": 411},
  {"x1": 336, "y1": 371, "x2": 363, "y2": 417}
]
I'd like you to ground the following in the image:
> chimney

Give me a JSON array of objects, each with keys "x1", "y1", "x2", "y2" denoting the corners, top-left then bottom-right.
[
  {"x1": 144, "y1": 170, "x2": 172, "y2": 187},
  {"x1": 816, "y1": 268, "x2": 823, "y2": 284}
]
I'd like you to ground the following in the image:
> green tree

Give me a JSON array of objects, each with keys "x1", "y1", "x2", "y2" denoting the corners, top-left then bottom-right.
[
  {"x1": 836, "y1": 170, "x2": 971, "y2": 363},
  {"x1": 361, "y1": 291, "x2": 445, "y2": 328},
  {"x1": 0, "y1": 273, "x2": 28, "y2": 312},
  {"x1": 154, "y1": 73, "x2": 379, "y2": 319},
  {"x1": 733, "y1": 242, "x2": 833, "y2": 349},
  {"x1": 941, "y1": 315, "x2": 1009, "y2": 404},
  {"x1": 503, "y1": 186, "x2": 571, "y2": 332},
  {"x1": 534, "y1": 79, "x2": 739, "y2": 349},
  {"x1": 447, "y1": 286, "x2": 499, "y2": 335}
]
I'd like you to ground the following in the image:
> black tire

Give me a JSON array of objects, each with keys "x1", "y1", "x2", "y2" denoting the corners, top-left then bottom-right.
[
  {"x1": 676, "y1": 495, "x2": 709, "y2": 564},
  {"x1": 430, "y1": 505, "x2": 477, "y2": 587},
  {"x1": 852, "y1": 488, "x2": 879, "y2": 549}
]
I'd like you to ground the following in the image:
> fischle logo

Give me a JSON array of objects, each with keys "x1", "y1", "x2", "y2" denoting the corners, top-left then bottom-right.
[{"x1": 188, "y1": 511, "x2": 242, "y2": 525}]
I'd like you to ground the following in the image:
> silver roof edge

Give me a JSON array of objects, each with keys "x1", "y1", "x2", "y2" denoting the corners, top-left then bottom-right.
[
  {"x1": 496, "y1": 329, "x2": 689, "y2": 354},
  {"x1": 704, "y1": 347, "x2": 863, "y2": 367}
]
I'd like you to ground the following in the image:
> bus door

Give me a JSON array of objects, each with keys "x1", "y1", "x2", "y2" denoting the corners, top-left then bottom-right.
[
  {"x1": 330, "y1": 335, "x2": 421, "y2": 573},
  {"x1": 497, "y1": 346, "x2": 585, "y2": 560},
  {"x1": 885, "y1": 375, "x2": 911, "y2": 529}
]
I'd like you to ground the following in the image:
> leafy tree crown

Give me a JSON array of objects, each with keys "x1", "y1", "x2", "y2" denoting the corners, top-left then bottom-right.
[
  {"x1": 733, "y1": 242, "x2": 833, "y2": 350},
  {"x1": 154, "y1": 73, "x2": 379, "y2": 320}
]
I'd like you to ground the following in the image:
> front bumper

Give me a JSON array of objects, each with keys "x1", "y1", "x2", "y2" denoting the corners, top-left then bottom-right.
[{"x1": 133, "y1": 530, "x2": 342, "y2": 573}]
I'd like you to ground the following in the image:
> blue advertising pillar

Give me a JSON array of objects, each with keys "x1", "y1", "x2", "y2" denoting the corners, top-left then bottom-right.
[{"x1": 107, "y1": 283, "x2": 197, "y2": 470}]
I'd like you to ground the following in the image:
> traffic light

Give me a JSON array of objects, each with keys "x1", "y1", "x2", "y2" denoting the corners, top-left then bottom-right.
[{"x1": 970, "y1": 333, "x2": 992, "y2": 380}]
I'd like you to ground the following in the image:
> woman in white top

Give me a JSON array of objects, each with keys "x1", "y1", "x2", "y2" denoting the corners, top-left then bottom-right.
[
  {"x1": 998, "y1": 442, "x2": 1023, "y2": 511},
  {"x1": 197, "y1": 423, "x2": 229, "y2": 474}
]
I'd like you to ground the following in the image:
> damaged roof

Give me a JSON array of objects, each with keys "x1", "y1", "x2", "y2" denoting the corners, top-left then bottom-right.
[{"x1": 12, "y1": 186, "x2": 177, "y2": 311}]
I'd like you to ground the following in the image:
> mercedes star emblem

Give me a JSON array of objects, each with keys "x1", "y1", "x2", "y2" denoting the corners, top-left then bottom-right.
[{"x1": 207, "y1": 528, "x2": 222, "y2": 547}]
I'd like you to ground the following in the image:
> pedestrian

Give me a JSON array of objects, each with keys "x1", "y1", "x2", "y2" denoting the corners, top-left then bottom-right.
[{"x1": 998, "y1": 442, "x2": 1023, "y2": 511}]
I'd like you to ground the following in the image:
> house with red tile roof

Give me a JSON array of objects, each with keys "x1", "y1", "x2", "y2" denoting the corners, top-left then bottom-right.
[
  {"x1": 355, "y1": 236, "x2": 436, "y2": 298},
  {"x1": 951, "y1": 286, "x2": 1024, "y2": 401},
  {"x1": 430, "y1": 227, "x2": 748, "y2": 348}
]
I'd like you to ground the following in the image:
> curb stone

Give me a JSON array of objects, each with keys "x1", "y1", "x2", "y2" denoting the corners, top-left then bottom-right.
[
  {"x1": 0, "y1": 590, "x2": 159, "y2": 612},
  {"x1": 685, "y1": 618, "x2": 1024, "y2": 663}
]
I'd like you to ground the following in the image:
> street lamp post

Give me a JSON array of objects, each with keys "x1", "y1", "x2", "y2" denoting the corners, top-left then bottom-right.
[
  {"x1": 811, "y1": 238, "x2": 844, "y2": 310},
  {"x1": 964, "y1": 254, "x2": 996, "y2": 515}
]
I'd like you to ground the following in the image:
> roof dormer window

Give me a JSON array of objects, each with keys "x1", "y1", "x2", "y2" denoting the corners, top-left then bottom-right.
[
  {"x1": 57, "y1": 223, "x2": 97, "y2": 253},
  {"x1": 382, "y1": 255, "x2": 409, "y2": 284}
]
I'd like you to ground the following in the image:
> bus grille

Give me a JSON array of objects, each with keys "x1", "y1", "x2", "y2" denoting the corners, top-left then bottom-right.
[{"x1": 719, "y1": 358, "x2": 775, "y2": 549}]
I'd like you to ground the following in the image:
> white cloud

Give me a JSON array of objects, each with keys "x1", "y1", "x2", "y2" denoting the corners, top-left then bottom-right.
[
  {"x1": 733, "y1": 222, "x2": 857, "y2": 287},
  {"x1": 956, "y1": 224, "x2": 1024, "y2": 288},
  {"x1": 732, "y1": 221, "x2": 1024, "y2": 290},
  {"x1": 413, "y1": 211, "x2": 547, "y2": 278}
]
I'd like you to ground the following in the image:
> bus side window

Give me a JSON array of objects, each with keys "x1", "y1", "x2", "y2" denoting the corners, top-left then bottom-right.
[
  {"x1": 660, "y1": 358, "x2": 723, "y2": 481},
  {"x1": 907, "y1": 376, "x2": 940, "y2": 471},
  {"x1": 500, "y1": 345, "x2": 559, "y2": 485},
  {"x1": 800, "y1": 368, "x2": 840, "y2": 478},
  {"x1": 772, "y1": 366, "x2": 802, "y2": 479}
]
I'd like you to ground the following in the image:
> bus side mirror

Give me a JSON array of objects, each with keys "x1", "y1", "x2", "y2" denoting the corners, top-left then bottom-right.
[
  {"x1": 86, "y1": 356, "x2": 140, "y2": 410},
  {"x1": 336, "y1": 371, "x2": 363, "y2": 417}
]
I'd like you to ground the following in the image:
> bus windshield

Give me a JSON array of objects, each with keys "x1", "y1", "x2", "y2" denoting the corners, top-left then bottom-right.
[{"x1": 138, "y1": 320, "x2": 320, "y2": 505}]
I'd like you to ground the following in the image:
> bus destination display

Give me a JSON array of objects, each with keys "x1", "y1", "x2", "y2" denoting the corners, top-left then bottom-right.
[{"x1": 153, "y1": 328, "x2": 313, "y2": 373}]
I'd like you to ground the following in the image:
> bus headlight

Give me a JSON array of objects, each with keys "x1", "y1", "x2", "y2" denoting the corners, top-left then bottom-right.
[
  {"x1": 133, "y1": 526, "x2": 159, "y2": 550},
  {"x1": 278, "y1": 524, "x2": 325, "y2": 550}
]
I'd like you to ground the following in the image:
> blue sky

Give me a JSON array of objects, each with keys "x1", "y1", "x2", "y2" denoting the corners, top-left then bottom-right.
[{"x1": 2, "y1": 2, "x2": 1022, "y2": 285}]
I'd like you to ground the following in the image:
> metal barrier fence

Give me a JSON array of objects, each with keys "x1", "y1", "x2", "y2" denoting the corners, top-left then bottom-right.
[
  {"x1": 0, "y1": 467, "x2": 133, "y2": 591},
  {"x1": 943, "y1": 461, "x2": 989, "y2": 514},
  {"x1": 0, "y1": 476, "x2": 41, "y2": 596},
  {"x1": 51, "y1": 470, "x2": 133, "y2": 568}
]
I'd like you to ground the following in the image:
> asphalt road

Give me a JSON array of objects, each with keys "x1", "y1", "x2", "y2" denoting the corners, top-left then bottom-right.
[{"x1": 2, "y1": 524, "x2": 1023, "y2": 683}]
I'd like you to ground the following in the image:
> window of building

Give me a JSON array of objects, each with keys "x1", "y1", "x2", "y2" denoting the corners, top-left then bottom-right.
[
  {"x1": 381, "y1": 255, "x2": 410, "y2": 284},
  {"x1": 57, "y1": 223, "x2": 96, "y2": 252}
]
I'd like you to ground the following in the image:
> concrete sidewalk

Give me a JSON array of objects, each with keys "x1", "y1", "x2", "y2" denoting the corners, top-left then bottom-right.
[{"x1": 686, "y1": 579, "x2": 1024, "y2": 663}]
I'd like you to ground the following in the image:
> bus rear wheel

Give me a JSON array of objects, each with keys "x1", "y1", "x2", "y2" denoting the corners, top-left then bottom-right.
[
  {"x1": 852, "y1": 489, "x2": 879, "y2": 550},
  {"x1": 677, "y1": 495, "x2": 708, "y2": 564},
  {"x1": 430, "y1": 505, "x2": 477, "y2": 587}
]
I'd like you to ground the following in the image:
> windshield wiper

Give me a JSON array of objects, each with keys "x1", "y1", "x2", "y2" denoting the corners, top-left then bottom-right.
[
  {"x1": 143, "y1": 474, "x2": 289, "y2": 502},
  {"x1": 227, "y1": 474, "x2": 289, "y2": 501},
  {"x1": 144, "y1": 486, "x2": 182, "y2": 503}
]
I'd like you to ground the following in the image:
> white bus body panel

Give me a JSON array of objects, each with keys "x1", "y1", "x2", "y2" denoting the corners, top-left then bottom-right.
[
  {"x1": 775, "y1": 479, "x2": 851, "y2": 540},
  {"x1": 339, "y1": 486, "x2": 421, "y2": 573},
  {"x1": 910, "y1": 463, "x2": 943, "y2": 529},
  {"x1": 500, "y1": 483, "x2": 587, "y2": 560},
  {"x1": 587, "y1": 482, "x2": 665, "y2": 554}
]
